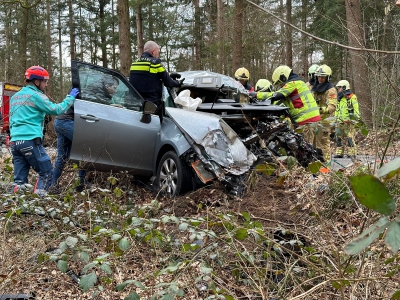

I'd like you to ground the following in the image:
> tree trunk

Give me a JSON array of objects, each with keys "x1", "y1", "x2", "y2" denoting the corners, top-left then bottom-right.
[
  {"x1": 58, "y1": 5, "x2": 63, "y2": 96},
  {"x1": 118, "y1": 0, "x2": 131, "y2": 76},
  {"x1": 345, "y1": 0, "x2": 372, "y2": 125},
  {"x1": 285, "y1": 0, "x2": 292, "y2": 68},
  {"x1": 233, "y1": 0, "x2": 243, "y2": 73},
  {"x1": 136, "y1": 5, "x2": 144, "y2": 56},
  {"x1": 20, "y1": 8, "x2": 28, "y2": 75},
  {"x1": 99, "y1": 0, "x2": 108, "y2": 67},
  {"x1": 46, "y1": 0, "x2": 53, "y2": 97},
  {"x1": 193, "y1": 0, "x2": 200, "y2": 70},
  {"x1": 217, "y1": 0, "x2": 223, "y2": 73},
  {"x1": 68, "y1": 0, "x2": 75, "y2": 60}
]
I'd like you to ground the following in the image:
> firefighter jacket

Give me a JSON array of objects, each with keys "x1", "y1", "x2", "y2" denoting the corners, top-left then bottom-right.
[
  {"x1": 311, "y1": 82, "x2": 337, "y2": 115},
  {"x1": 10, "y1": 85, "x2": 75, "y2": 141},
  {"x1": 275, "y1": 74, "x2": 321, "y2": 125},
  {"x1": 335, "y1": 91, "x2": 360, "y2": 123},
  {"x1": 129, "y1": 52, "x2": 181, "y2": 104},
  {"x1": 256, "y1": 91, "x2": 274, "y2": 101}
]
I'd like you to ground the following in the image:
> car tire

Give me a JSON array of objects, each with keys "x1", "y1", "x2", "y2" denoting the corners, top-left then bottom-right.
[{"x1": 156, "y1": 151, "x2": 193, "y2": 197}]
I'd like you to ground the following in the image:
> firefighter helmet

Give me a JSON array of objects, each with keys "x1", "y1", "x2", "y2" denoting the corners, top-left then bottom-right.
[
  {"x1": 255, "y1": 79, "x2": 274, "y2": 92},
  {"x1": 315, "y1": 64, "x2": 332, "y2": 81},
  {"x1": 235, "y1": 67, "x2": 250, "y2": 81},
  {"x1": 272, "y1": 65, "x2": 292, "y2": 85},
  {"x1": 308, "y1": 64, "x2": 319, "y2": 78},
  {"x1": 25, "y1": 66, "x2": 50, "y2": 80},
  {"x1": 336, "y1": 80, "x2": 350, "y2": 91}
]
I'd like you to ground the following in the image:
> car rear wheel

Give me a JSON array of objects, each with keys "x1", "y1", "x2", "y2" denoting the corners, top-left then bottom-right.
[{"x1": 156, "y1": 151, "x2": 193, "y2": 197}]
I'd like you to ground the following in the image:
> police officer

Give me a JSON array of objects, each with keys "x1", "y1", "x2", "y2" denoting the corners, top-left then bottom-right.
[
  {"x1": 9, "y1": 66, "x2": 78, "y2": 196},
  {"x1": 129, "y1": 41, "x2": 182, "y2": 104},
  {"x1": 311, "y1": 64, "x2": 337, "y2": 161}
]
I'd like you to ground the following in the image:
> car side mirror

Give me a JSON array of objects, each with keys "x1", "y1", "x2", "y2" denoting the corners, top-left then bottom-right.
[{"x1": 141, "y1": 101, "x2": 158, "y2": 123}]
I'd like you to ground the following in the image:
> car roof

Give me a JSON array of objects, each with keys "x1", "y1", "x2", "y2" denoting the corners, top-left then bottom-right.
[{"x1": 179, "y1": 70, "x2": 248, "y2": 94}]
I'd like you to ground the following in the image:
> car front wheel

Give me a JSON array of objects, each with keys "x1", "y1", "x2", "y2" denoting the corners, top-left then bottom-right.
[{"x1": 156, "y1": 151, "x2": 193, "y2": 197}]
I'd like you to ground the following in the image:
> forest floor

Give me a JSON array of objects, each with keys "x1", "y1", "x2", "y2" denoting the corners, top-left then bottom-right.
[{"x1": 0, "y1": 128, "x2": 399, "y2": 299}]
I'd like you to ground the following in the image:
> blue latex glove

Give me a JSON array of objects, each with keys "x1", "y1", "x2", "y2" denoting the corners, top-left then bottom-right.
[{"x1": 69, "y1": 88, "x2": 79, "y2": 98}]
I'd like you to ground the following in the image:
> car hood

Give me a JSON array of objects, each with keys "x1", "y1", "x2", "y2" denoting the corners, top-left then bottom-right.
[{"x1": 166, "y1": 107, "x2": 256, "y2": 175}]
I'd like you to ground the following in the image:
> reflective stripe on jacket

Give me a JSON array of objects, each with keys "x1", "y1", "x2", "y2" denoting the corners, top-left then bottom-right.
[
  {"x1": 129, "y1": 52, "x2": 180, "y2": 104},
  {"x1": 277, "y1": 80, "x2": 321, "y2": 124},
  {"x1": 335, "y1": 93, "x2": 360, "y2": 122}
]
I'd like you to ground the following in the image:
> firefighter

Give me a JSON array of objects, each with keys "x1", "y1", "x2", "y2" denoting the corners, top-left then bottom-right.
[
  {"x1": 235, "y1": 67, "x2": 254, "y2": 92},
  {"x1": 249, "y1": 79, "x2": 275, "y2": 101},
  {"x1": 334, "y1": 80, "x2": 360, "y2": 159},
  {"x1": 129, "y1": 41, "x2": 182, "y2": 104},
  {"x1": 270, "y1": 65, "x2": 321, "y2": 126},
  {"x1": 9, "y1": 66, "x2": 79, "y2": 196},
  {"x1": 306, "y1": 64, "x2": 319, "y2": 90},
  {"x1": 311, "y1": 64, "x2": 337, "y2": 161}
]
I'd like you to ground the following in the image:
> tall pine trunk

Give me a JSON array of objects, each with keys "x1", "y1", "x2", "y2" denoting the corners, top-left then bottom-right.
[{"x1": 345, "y1": 0, "x2": 372, "y2": 125}]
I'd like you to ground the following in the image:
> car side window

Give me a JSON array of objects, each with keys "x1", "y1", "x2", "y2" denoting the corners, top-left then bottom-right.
[{"x1": 77, "y1": 63, "x2": 143, "y2": 112}]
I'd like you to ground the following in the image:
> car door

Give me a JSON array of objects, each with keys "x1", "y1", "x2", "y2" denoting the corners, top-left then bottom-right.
[{"x1": 70, "y1": 60, "x2": 160, "y2": 176}]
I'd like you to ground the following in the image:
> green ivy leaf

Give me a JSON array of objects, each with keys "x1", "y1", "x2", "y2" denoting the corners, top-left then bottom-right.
[
  {"x1": 391, "y1": 290, "x2": 400, "y2": 299},
  {"x1": 113, "y1": 187, "x2": 122, "y2": 198},
  {"x1": 344, "y1": 216, "x2": 390, "y2": 255},
  {"x1": 82, "y1": 262, "x2": 97, "y2": 273},
  {"x1": 376, "y1": 157, "x2": 400, "y2": 179},
  {"x1": 234, "y1": 228, "x2": 248, "y2": 240},
  {"x1": 179, "y1": 222, "x2": 189, "y2": 231},
  {"x1": 308, "y1": 161, "x2": 324, "y2": 174},
  {"x1": 77, "y1": 234, "x2": 87, "y2": 241},
  {"x1": 385, "y1": 218, "x2": 400, "y2": 253},
  {"x1": 57, "y1": 260, "x2": 68, "y2": 273},
  {"x1": 118, "y1": 237, "x2": 130, "y2": 251},
  {"x1": 242, "y1": 212, "x2": 250, "y2": 222},
  {"x1": 80, "y1": 251, "x2": 90, "y2": 263},
  {"x1": 116, "y1": 280, "x2": 134, "y2": 291},
  {"x1": 349, "y1": 175, "x2": 395, "y2": 215},
  {"x1": 65, "y1": 236, "x2": 78, "y2": 248},
  {"x1": 124, "y1": 292, "x2": 141, "y2": 300},
  {"x1": 255, "y1": 163, "x2": 276, "y2": 176},
  {"x1": 111, "y1": 234, "x2": 122, "y2": 241},
  {"x1": 79, "y1": 272, "x2": 97, "y2": 292},
  {"x1": 100, "y1": 263, "x2": 112, "y2": 274},
  {"x1": 107, "y1": 176, "x2": 118, "y2": 185}
]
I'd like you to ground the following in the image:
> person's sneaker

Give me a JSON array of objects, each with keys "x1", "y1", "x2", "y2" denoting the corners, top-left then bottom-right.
[{"x1": 34, "y1": 188, "x2": 48, "y2": 197}]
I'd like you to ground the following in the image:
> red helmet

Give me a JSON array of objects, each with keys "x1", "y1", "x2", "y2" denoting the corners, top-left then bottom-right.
[{"x1": 25, "y1": 66, "x2": 50, "y2": 80}]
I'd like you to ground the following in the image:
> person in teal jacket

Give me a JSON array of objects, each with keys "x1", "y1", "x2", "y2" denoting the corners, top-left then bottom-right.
[{"x1": 9, "y1": 65, "x2": 79, "y2": 196}]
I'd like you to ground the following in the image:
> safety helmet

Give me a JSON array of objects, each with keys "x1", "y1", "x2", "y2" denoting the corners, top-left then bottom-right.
[
  {"x1": 308, "y1": 64, "x2": 319, "y2": 78},
  {"x1": 25, "y1": 66, "x2": 50, "y2": 80},
  {"x1": 255, "y1": 79, "x2": 274, "y2": 92},
  {"x1": 272, "y1": 65, "x2": 292, "y2": 85},
  {"x1": 336, "y1": 80, "x2": 350, "y2": 91},
  {"x1": 315, "y1": 64, "x2": 332, "y2": 81},
  {"x1": 235, "y1": 67, "x2": 250, "y2": 81}
]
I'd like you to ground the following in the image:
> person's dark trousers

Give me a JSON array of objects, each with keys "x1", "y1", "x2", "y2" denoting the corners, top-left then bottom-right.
[
  {"x1": 10, "y1": 139, "x2": 53, "y2": 194},
  {"x1": 52, "y1": 119, "x2": 86, "y2": 187}
]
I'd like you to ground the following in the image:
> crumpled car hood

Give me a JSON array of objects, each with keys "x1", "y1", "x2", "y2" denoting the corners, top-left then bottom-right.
[{"x1": 166, "y1": 107, "x2": 256, "y2": 175}]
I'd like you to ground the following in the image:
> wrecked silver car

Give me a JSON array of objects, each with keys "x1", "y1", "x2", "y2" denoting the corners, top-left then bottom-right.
[
  {"x1": 69, "y1": 61, "x2": 255, "y2": 196},
  {"x1": 163, "y1": 70, "x2": 323, "y2": 167}
]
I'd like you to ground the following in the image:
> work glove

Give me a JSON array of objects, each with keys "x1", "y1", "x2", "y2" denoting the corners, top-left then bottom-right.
[
  {"x1": 178, "y1": 78, "x2": 185, "y2": 87},
  {"x1": 69, "y1": 88, "x2": 79, "y2": 98},
  {"x1": 170, "y1": 72, "x2": 181, "y2": 80}
]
